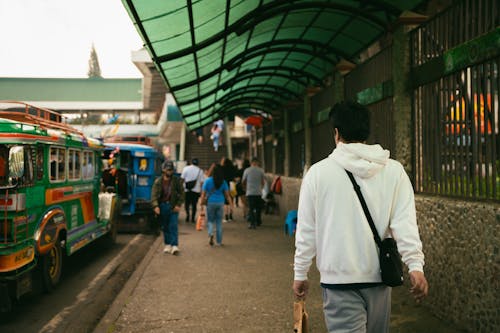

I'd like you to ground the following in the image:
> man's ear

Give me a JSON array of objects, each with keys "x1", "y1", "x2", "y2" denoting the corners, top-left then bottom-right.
[{"x1": 334, "y1": 128, "x2": 339, "y2": 144}]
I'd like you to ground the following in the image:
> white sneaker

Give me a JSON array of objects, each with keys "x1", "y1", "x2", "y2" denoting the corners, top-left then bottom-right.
[
  {"x1": 163, "y1": 245, "x2": 172, "y2": 253},
  {"x1": 171, "y1": 246, "x2": 180, "y2": 255}
]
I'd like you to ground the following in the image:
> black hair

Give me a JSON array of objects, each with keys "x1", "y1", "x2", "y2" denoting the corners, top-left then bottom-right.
[
  {"x1": 213, "y1": 164, "x2": 224, "y2": 189},
  {"x1": 329, "y1": 100, "x2": 370, "y2": 142},
  {"x1": 243, "y1": 159, "x2": 250, "y2": 169}
]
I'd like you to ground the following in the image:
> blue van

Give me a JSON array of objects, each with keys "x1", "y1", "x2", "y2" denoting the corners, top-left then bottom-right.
[{"x1": 102, "y1": 143, "x2": 162, "y2": 232}]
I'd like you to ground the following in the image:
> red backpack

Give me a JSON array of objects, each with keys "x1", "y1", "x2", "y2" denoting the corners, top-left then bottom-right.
[{"x1": 271, "y1": 176, "x2": 282, "y2": 194}]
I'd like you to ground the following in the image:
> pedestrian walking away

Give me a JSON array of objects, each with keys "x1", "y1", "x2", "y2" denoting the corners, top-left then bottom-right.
[
  {"x1": 181, "y1": 158, "x2": 204, "y2": 223},
  {"x1": 293, "y1": 101, "x2": 428, "y2": 333},
  {"x1": 200, "y1": 164, "x2": 233, "y2": 247},
  {"x1": 210, "y1": 120, "x2": 224, "y2": 152},
  {"x1": 152, "y1": 161, "x2": 185, "y2": 255},
  {"x1": 220, "y1": 156, "x2": 237, "y2": 222},
  {"x1": 235, "y1": 158, "x2": 250, "y2": 216},
  {"x1": 242, "y1": 157, "x2": 266, "y2": 229}
]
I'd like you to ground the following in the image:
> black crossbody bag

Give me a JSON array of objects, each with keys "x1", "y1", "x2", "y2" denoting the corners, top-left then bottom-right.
[
  {"x1": 345, "y1": 170, "x2": 404, "y2": 287},
  {"x1": 185, "y1": 169, "x2": 202, "y2": 191}
]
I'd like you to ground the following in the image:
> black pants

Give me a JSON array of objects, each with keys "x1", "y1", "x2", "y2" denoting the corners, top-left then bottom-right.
[
  {"x1": 247, "y1": 195, "x2": 262, "y2": 227},
  {"x1": 185, "y1": 191, "x2": 200, "y2": 222}
]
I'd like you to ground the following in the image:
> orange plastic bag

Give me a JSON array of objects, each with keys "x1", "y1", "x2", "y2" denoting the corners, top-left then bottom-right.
[{"x1": 196, "y1": 209, "x2": 206, "y2": 231}]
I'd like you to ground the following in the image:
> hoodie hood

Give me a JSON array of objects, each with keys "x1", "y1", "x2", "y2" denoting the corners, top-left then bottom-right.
[{"x1": 331, "y1": 142, "x2": 390, "y2": 178}]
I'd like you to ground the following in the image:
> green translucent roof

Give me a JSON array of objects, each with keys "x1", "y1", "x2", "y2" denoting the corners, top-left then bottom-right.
[{"x1": 122, "y1": 0, "x2": 425, "y2": 129}]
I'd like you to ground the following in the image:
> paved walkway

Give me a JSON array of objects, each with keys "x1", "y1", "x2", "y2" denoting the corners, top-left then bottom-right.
[{"x1": 95, "y1": 206, "x2": 464, "y2": 333}]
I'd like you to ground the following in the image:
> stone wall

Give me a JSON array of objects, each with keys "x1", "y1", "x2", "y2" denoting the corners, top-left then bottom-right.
[
  {"x1": 268, "y1": 174, "x2": 499, "y2": 332},
  {"x1": 266, "y1": 174, "x2": 302, "y2": 220},
  {"x1": 415, "y1": 195, "x2": 499, "y2": 333}
]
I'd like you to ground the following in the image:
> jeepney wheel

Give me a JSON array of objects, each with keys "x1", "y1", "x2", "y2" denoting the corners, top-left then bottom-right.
[
  {"x1": 40, "y1": 240, "x2": 63, "y2": 292},
  {"x1": 0, "y1": 283, "x2": 12, "y2": 313}
]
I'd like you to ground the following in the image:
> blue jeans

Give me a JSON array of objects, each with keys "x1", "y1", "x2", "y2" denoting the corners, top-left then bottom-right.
[
  {"x1": 212, "y1": 133, "x2": 220, "y2": 151},
  {"x1": 159, "y1": 202, "x2": 179, "y2": 246},
  {"x1": 206, "y1": 203, "x2": 224, "y2": 244}
]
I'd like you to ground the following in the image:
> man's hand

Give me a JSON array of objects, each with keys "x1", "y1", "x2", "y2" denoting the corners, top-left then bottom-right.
[
  {"x1": 154, "y1": 207, "x2": 160, "y2": 216},
  {"x1": 173, "y1": 205, "x2": 181, "y2": 213},
  {"x1": 293, "y1": 280, "x2": 309, "y2": 300},
  {"x1": 409, "y1": 271, "x2": 429, "y2": 303}
]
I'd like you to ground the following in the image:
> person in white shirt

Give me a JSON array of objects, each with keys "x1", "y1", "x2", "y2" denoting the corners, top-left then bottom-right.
[
  {"x1": 181, "y1": 158, "x2": 204, "y2": 223},
  {"x1": 293, "y1": 101, "x2": 428, "y2": 333}
]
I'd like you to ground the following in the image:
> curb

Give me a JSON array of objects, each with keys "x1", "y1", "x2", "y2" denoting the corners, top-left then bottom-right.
[{"x1": 93, "y1": 235, "x2": 162, "y2": 333}]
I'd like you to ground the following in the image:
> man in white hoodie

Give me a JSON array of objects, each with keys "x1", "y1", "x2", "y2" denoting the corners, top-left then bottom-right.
[{"x1": 293, "y1": 101, "x2": 428, "y2": 332}]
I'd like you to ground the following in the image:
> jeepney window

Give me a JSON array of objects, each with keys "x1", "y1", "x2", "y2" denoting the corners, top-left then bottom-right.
[
  {"x1": 82, "y1": 151, "x2": 95, "y2": 179},
  {"x1": 0, "y1": 145, "x2": 7, "y2": 184},
  {"x1": 139, "y1": 158, "x2": 148, "y2": 171},
  {"x1": 50, "y1": 147, "x2": 66, "y2": 181},
  {"x1": 5, "y1": 145, "x2": 34, "y2": 187},
  {"x1": 68, "y1": 149, "x2": 81, "y2": 180},
  {"x1": 120, "y1": 151, "x2": 131, "y2": 169},
  {"x1": 9, "y1": 146, "x2": 24, "y2": 181},
  {"x1": 36, "y1": 145, "x2": 44, "y2": 181},
  {"x1": 24, "y1": 145, "x2": 34, "y2": 185}
]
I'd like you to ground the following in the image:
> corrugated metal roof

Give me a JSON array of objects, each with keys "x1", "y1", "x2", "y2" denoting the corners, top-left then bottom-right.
[{"x1": 122, "y1": 0, "x2": 427, "y2": 129}]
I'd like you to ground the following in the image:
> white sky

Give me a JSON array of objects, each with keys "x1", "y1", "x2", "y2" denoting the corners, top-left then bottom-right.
[{"x1": 0, "y1": 0, "x2": 144, "y2": 78}]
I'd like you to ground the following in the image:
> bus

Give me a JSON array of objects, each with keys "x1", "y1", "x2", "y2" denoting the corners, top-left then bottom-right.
[
  {"x1": 0, "y1": 101, "x2": 119, "y2": 312},
  {"x1": 102, "y1": 142, "x2": 162, "y2": 232}
]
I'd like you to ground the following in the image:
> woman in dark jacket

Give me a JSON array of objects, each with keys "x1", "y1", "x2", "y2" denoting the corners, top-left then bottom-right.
[
  {"x1": 220, "y1": 157, "x2": 236, "y2": 221},
  {"x1": 235, "y1": 159, "x2": 250, "y2": 217}
]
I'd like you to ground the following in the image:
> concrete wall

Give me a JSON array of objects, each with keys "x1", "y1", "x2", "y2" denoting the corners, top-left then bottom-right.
[{"x1": 268, "y1": 173, "x2": 499, "y2": 332}]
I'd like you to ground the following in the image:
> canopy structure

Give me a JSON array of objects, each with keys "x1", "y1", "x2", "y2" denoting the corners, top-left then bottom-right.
[{"x1": 122, "y1": 0, "x2": 426, "y2": 129}]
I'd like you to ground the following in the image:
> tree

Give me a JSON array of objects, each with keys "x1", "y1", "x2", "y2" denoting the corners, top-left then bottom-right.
[{"x1": 87, "y1": 44, "x2": 102, "y2": 78}]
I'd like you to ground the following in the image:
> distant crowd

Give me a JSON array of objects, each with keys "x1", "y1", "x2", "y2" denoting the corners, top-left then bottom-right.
[{"x1": 152, "y1": 155, "x2": 267, "y2": 254}]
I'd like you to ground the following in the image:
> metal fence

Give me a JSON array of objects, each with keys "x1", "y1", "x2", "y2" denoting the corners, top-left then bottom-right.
[
  {"x1": 344, "y1": 47, "x2": 395, "y2": 157},
  {"x1": 411, "y1": 0, "x2": 499, "y2": 200}
]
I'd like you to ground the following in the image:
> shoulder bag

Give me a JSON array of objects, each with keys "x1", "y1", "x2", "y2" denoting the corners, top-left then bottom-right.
[
  {"x1": 345, "y1": 170, "x2": 404, "y2": 287},
  {"x1": 185, "y1": 169, "x2": 202, "y2": 191}
]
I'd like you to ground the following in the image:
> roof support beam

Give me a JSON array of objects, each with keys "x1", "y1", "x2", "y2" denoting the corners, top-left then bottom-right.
[
  {"x1": 182, "y1": 96, "x2": 281, "y2": 118},
  {"x1": 217, "y1": 87, "x2": 298, "y2": 103},
  {"x1": 216, "y1": 101, "x2": 279, "y2": 118},
  {"x1": 166, "y1": 44, "x2": 336, "y2": 91},
  {"x1": 173, "y1": 65, "x2": 318, "y2": 91},
  {"x1": 178, "y1": 83, "x2": 299, "y2": 107}
]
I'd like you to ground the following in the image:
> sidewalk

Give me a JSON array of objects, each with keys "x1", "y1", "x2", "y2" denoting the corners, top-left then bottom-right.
[{"x1": 95, "y1": 206, "x2": 464, "y2": 333}]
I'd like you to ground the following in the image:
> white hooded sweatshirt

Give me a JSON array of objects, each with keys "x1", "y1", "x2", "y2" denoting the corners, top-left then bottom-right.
[{"x1": 294, "y1": 142, "x2": 424, "y2": 284}]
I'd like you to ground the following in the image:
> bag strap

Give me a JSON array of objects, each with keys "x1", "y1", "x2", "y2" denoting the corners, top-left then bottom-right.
[{"x1": 345, "y1": 170, "x2": 382, "y2": 248}]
